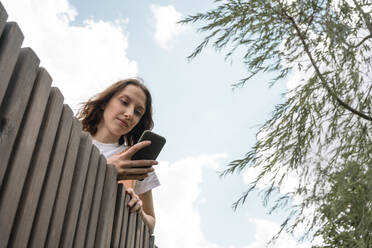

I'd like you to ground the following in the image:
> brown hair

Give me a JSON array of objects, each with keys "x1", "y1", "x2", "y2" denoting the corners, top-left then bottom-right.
[{"x1": 77, "y1": 78, "x2": 154, "y2": 145}]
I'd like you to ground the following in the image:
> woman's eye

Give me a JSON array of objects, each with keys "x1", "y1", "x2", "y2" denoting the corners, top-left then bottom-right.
[
  {"x1": 135, "y1": 110, "x2": 143, "y2": 116},
  {"x1": 120, "y1": 99, "x2": 128, "y2": 105}
]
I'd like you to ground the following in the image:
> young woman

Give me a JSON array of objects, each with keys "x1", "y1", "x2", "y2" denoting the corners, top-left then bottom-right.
[{"x1": 77, "y1": 78, "x2": 159, "y2": 233}]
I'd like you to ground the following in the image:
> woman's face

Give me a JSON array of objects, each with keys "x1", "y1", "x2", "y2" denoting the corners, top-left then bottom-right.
[{"x1": 98, "y1": 84, "x2": 147, "y2": 142}]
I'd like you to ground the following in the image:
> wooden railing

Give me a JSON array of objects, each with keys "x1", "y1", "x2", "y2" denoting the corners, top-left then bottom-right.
[{"x1": 0, "y1": 2, "x2": 156, "y2": 247}]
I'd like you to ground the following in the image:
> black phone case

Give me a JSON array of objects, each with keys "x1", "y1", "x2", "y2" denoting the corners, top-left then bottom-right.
[{"x1": 131, "y1": 130, "x2": 166, "y2": 161}]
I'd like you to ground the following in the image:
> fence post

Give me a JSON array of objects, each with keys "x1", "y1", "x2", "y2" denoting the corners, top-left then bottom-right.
[
  {"x1": 28, "y1": 104, "x2": 74, "y2": 247},
  {"x1": 94, "y1": 164, "x2": 118, "y2": 247},
  {"x1": 10, "y1": 83, "x2": 63, "y2": 248}
]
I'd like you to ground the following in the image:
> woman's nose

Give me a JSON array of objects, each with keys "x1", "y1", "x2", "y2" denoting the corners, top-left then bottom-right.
[
  {"x1": 124, "y1": 108, "x2": 134, "y2": 119},
  {"x1": 124, "y1": 112, "x2": 132, "y2": 119}
]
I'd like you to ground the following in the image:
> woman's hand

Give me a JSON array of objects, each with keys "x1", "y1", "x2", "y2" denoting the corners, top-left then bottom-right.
[
  {"x1": 107, "y1": 140, "x2": 158, "y2": 180},
  {"x1": 126, "y1": 188, "x2": 143, "y2": 213}
]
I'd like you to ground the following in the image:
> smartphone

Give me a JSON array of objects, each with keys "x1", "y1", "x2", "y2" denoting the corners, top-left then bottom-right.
[{"x1": 131, "y1": 130, "x2": 166, "y2": 163}]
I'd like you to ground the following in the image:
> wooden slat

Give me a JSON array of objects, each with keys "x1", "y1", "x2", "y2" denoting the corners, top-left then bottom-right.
[
  {"x1": 134, "y1": 214, "x2": 142, "y2": 248},
  {"x1": 73, "y1": 145, "x2": 100, "y2": 247},
  {"x1": 111, "y1": 183, "x2": 126, "y2": 247},
  {"x1": 28, "y1": 104, "x2": 73, "y2": 248},
  {"x1": 126, "y1": 212, "x2": 138, "y2": 248},
  {"x1": 149, "y1": 235, "x2": 155, "y2": 248},
  {"x1": 143, "y1": 224, "x2": 150, "y2": 248},
  {"x1": 119, "y1": 192, "x2": 131, "y2": 247},
  {"x1": 59, "y1": 132, "x2": 92, "y2": 248},
  {"x1": 0, "y1": 48, "x2": 39, "y2": 191},
  {"x1": 0, "y1": 2, "x2": 8, "y2": 35},
  {"x1": 45, "y1": 119, "x2": 82, "y2": 247},
  {"x1": 0, "y1": 22, "x2": 24, "y2": 107},
  {"x1": 138, "y1": 215, "x2": 145, "y2": 248},
  {"x1": 136, "y1": 216, "x2": 144, "y2": 248},
  {"x1": 9, "y1": 84, "x2": 63, "y2": 248},
  {"x1": 0, "y1": 51, "x2": 44, "y2": 247},
  {"x1": 142, "y1": 222, "x2": 146, "y2": 248},
  {"x1": 84, "y1": 155, "x2": 107, "y2": 248},
  {"x1": 94, "y1": 164, "x2": 118, "y2": 248}
]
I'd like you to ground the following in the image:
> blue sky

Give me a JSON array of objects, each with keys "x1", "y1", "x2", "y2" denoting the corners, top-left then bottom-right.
[{"x1": 2, "y1": 0, "x2": 312, "y2": 247}]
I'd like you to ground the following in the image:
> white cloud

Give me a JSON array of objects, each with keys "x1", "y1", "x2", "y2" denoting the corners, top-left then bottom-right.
[
  {"x1": 150, "y1": 4, "x2": 184, "y2": 50},
  {"x1": 153, "y1": 154, "x2": 318, "y2": 248},
  {"x1": 153, "y1": 154, "x2": 227, "y2": 248},
  {"x1": 2, "y1": 0, "x2": 138, "y2": 112},
  {"x1": 244, "y1": 219, "x2": 311, "y2": 248}
]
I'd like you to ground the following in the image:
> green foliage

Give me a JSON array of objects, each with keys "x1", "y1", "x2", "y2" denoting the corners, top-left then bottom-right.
[
  {"x1": 182, "y1": 0, "x2": 372, "y2": 246},
  {"x1": 315, "y1": 160, "x2": 372, "y2": 247}
]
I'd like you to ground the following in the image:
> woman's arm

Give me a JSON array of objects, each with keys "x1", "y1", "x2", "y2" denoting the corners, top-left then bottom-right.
[
  {"x1": 139, "y1": 190, "x2": 156, "y2": 234},
  {"x1": 125, "y1": 188, "x2": 156, "y2": 234}
]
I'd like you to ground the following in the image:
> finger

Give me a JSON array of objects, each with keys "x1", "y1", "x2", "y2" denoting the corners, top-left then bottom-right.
[
  {"x1": 126, "y1": 190, "x2": 138, "y2": 207},
  {"x1": 118, "y1": 146, "x2": 131, "y2": 155},
  {"x1": 118, "y1": 173, "x2": 149, "y2": 181},
  {"x1": 117, "y1": 164, "x2": 154, "y2": 173},
  {"x1": 121, "y1": 141, "x2": 151, "y2": 158},
  {"x1": 127, "y1": 197, "x2": 138, "y2": 207},
  {"x1": 125, "y1": 188, "x2": 134, "y2": 195},
  {"x1": 131, "y1": 200, "x2": 142, "y2": 212},
  {"x1": 118, "y1": 173, "x2": 148, "y2": 181},
  {"x1": 128, "y1": 173, "x2": 148, "y2": 179},
  {"x1": 123, "y1": 167, "x2": 154, "y2": 175},
  {"x1": 125, "y1": 160, "x2": 158, "y2": 168}
]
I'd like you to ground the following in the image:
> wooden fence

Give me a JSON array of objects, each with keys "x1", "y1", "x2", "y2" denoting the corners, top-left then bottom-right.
[{"x1": 0, "y1": 2, "x2": 156, "y2": 247}]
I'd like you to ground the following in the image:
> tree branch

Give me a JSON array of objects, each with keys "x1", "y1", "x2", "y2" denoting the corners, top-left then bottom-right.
[
  {"x1": 355, "y1": 34, "x2": 372, "y2": 47},
  {"x1": 363, "y1": 83, "x2": 372, "y2": 106},
  {"x1": 352, "y1": 0, "x2": 372, "y2": 35},
  {"x1": 348, "y1": 34, "x2": 372, "y2": 48},
  {"x1": 304, "y1": 0, "x2": 320, "y2": 37},
  {"x1": 281, "y1": 7, "x2": 372, "y2": 122}
]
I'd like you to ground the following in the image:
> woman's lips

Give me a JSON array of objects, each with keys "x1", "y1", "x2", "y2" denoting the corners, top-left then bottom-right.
[{"x1": 117, "y1": 118, "x2": 129, "y2": 127}]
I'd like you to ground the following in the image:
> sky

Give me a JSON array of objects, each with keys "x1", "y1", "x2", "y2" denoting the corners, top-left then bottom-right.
[{"x1": 1, "y1": 0, "x2": 313, "y2": 247}]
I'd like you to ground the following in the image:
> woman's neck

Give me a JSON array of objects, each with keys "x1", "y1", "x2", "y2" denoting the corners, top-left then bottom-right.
[{"x1": 93, "y1": 126, "x2": 120, "y2": 144}]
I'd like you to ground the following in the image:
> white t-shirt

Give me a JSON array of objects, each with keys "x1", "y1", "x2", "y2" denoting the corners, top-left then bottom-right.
[{"x1": 92, "y1": 139, "x2": 160, "y2": 195}]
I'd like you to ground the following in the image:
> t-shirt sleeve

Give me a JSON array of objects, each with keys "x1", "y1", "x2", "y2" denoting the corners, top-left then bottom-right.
[{"x1": 134, "y1": 171, "x2": 160, "y2": 195}]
